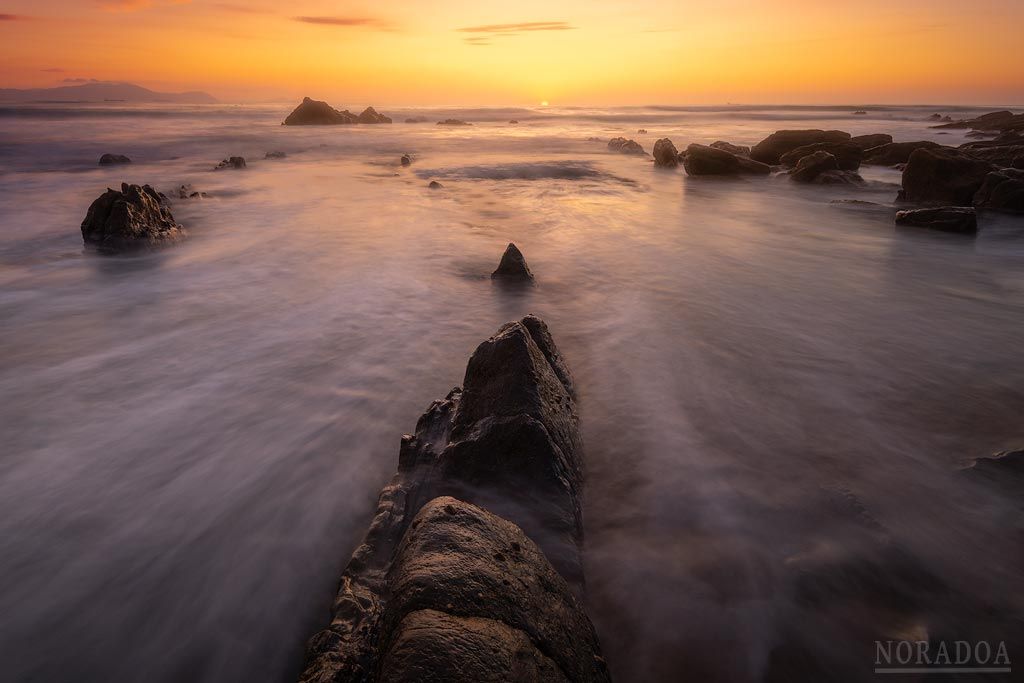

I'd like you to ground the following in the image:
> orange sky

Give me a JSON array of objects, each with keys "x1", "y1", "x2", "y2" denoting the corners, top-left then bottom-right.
[{"x1": 2, "y1": 0, "x2": 1022, "y2": 105}]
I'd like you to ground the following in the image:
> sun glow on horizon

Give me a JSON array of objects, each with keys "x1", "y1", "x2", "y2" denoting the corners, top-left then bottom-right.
[{"x1": 1, "y1": 0, "x2": 1022, "y2": 105}]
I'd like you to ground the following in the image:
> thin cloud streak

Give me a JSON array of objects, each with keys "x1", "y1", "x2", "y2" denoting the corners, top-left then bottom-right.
[
  {"x1": 457, "y1": 21, "x2": 574, "y2": 34},
  {"x1": 0, "y1": 13, "x2": 29, "y2": 20},
  {"x1": 293, "y1": 16, "x2": 396, "y2": 30}
]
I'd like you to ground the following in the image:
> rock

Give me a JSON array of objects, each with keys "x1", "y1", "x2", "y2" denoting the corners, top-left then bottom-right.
[
  {"x1": 283, "y1": 97, "x2": 358, "y2": 125},
  {"x1": 899, "y1": 147, "x2": 995, "y2": 205},
  {"x1": 585, "y1": 136, "x2": 603, "y2": 142},
  {"x1": 848, "y1": 133, "x2": 893, "y2": 151},
  {"x1": 509, "y1": 119, "x2": 519, "y2": 125},
  {"x1": 607, "y1": 137, "x2": 645, "y2": 155},
  {"x1": 709, "y1": 141, "x2": 750, "y2": 156},
  {"x1": 780, "y1": 142, "x2": 862, "y2": 170},
  {"x1": 405, "y1": 116, "x2": 428, "y2": 123},
  {"x1": 749, "y1": 129, "x2": 851, "y2": 164},
  {"x1": 98, "y1": 153, "x2": 130, "y2": 165},
  {"x1": 214, "y1": 156, "x2": 246, "y2": 170},
  {"x1": 956, "y1": 141, "x2": 1024, "y2": 168},
  {"x1": 491, "y1": 243, "x2": 533, "y2": 280},
  {"x1": 861, "y1": 141, "x2": 942, "y2": 166},
  {"x1": 297, "y1": 317, "x2": 604, "y2": 683},
  {"x1": 928, "y1": 113, "x2": 944, "y2": 121},
  {"x1": 80, "y1": 182, "x2": 184, "y2": 253},
  {"x1": 934, "y1": 110, "x2": 1024, "y2": 132},
  {"x1": 400, "y1": 154, "x2": 411, "y2": 167},
  {"x1": 264, "y1": 151, "x2": 287, "y2": 159},
  {"x1": 437, "y1": 119, "x2": 472, "y2": 126},
  {"x1": 428, "y1": 180, "x2": 443, "y2": 189},
  {"x1": 790, "y1": 150, "x2": 838, "y2": 182},
  {"x1": 894, "y1": 207, "x2": 978, "y2": 234},
  {"x1": 973, "y1": 168, "x2": 1024, "y2": 212},
  {"x1": 652, "y1": 138, "x2": 680, "y2": 168},
  {"x1": 174, "y1": 184, "x2": 207, "y2": 199},
  {"x1": 357, "y1": 106, "x2": 392, "y2": 124},
  {"x1": 812, "y1": 170, "x2": 864, "y2": 185},
  {"x1": 853, "y1": 110, "x2": 867, "y2": 115},
  {"x1": 637, "y1": 128, "x2": 647, "y2": 134},
  {"x1": 682, "y1": 143, "x2": 771, "y2": 176},
  {"x1": 963, "y1": 449, "x2": 1024, "y2": 493}
]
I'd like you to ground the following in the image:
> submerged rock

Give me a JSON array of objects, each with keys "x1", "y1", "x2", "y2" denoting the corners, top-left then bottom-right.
[
  {"x1": 491, "y1": 243, "x2": 534, "y2": 280},
  {"x1": 790, "y1": 151, "x2": 838, "y2": 182},
  {"x1": 175, "y1": 184, "x2": 207, "y2": 199},
  {"x1": 607, "y1": 137, "x2": 645, "y2": 155},
  {"x1": 214, "y1": 156, "x2": 246, "y2": 170},
  {"x1": 749, "y1": 129, "x2": 851, "y2": 164},
  {"x1": 848, "y1": 133, "x2": 893, "y2": 151},
  {"x1": 357, "y1": 106, "x2": 392, "y2": 124},
  {"x1": 298, "y1": 316, "x2": 606, "y2": 682},
  {"x1": 682, "y1": 143, "x2": 770, "y2": 176},
  {"x1": 894, "y1": 206, "x2": 978, "y2": 234},
  {"x1": 400, "y1": 154, "x2": 411, "y2": 167},
  {"x1": 283, "y1": 97, "x2": 357, "y2": 125},
  {"x1": 652, "y1": 138, "x2": 680, "y2": 167},
  {"x1": 428, "y1": 180, "x2": 443, "y2": 189},
  {"x1": 637, "y1": 128, "x2": 647, "y2": 134},
  {"x1": 780, "y1": 142, "x2": 862, "y2": 171},
  {"x1": 80, "y1": 183, "x2": 184, "y2": 253},
  {"x1": 98, "y1": 153, "x2": 131, "y2": 166},
  {"x1": 709, "y1": 140, "x2": 751, "y2": 157},
  {"x1": 862, "y1": 141, "x2": 942, "y2": 166},
  {"x1": 437, "y1": 119, "x2": 472, "y2": 126},
  {"x1": 973, "y1": 168, "x2": 1024, "y2": 212},
  {"x1": 899, "y1": 147, "x2": 995, "y2": 205},
  {"x1": 265, "y1": 151, "x2": 287, "y2": 159}
]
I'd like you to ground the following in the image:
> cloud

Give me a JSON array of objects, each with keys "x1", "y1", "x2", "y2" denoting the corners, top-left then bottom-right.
[
  {"x1": 0, "y1": 13, "x2": 28, "y2": 20},
  {"x1": 293, "y1": 16, "x2": 395, "y2": 30},
  {"x1": 457, "y1": 21, "x2": 574, "y2": 34},
  {"x1": 98, "y1": 0, "x2": 191, "y2": 11},
  {"x1": 214, "y1": 3, "x2": 271, "y2": 13},
  {"x1": 42, "y1": 68, "x2": 66, "y2": 73}
]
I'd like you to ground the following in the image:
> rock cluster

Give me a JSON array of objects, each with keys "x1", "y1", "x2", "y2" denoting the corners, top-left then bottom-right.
[
  {"x1": 749, "y1": 129, "x2": 852, "y2": 164},
  {"x1": 780, "y1": 142, "x2": 862, "y2": 171},
  {"x1": 607, "y1": 137, "x2": 645, "y2": 155},
  {"x1": 682, "y1": 143, "x2": 770, "y2": 176},
  {"x1": 283, "y1": 97, "x2": 392, "y2": 125},
  {"x1": 298, "y1": 316, "x2": 609, "y2": 683},
  {"x1": 80, "y1": 183, "x2": 184, "y2": 253}
]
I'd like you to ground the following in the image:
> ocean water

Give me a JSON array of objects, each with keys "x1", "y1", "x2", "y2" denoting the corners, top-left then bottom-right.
[{"x1": 1, "y1": 103, "x2": 1023, "y2": 682}]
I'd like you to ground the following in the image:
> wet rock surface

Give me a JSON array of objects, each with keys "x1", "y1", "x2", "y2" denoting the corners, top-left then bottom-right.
[
  {"x1": 749, "y1": 129, "x2": 851, "y2": 164},
  {"x1": 491, "y1": 243, "x2": 534, "y2": 280},
  {"x1": 894, "y1": 206, "x2": 978, "y2": 234},
  {"x1": 652, "y1": 138, "x2": 680, "y2": 168},
  {"x1": 80, "y1": 182, "x2": 184, "y2": 253},
  {"x1": 861, "y1": 141, "x2": 943, "y2": 166},
  {"x1": 899, "y1": 147, "x2": 995, "y2": 205},
  {"x1": 682, "y1": 143, "x2": 770, "y2": 176},
  {"x1": 298, "y1": 317, "x2": 604, "y2": 683}
]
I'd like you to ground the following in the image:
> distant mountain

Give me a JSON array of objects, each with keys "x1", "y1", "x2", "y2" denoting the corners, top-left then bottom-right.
[{"x1": 0, "y1": 82, "x2": 218, "y2": 104}]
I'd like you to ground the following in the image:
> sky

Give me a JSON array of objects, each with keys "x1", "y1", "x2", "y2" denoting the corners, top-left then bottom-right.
[{"x1": 1, "y1": 0, "x2": 1022, "y2": 105}]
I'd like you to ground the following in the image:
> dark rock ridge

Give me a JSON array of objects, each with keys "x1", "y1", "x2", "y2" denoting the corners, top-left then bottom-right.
[
  {"x1": 848, "y1": 133, "x2": 893, "y2": 151},
  {"x1": 215, "y1": 156, "x2": 246, "y2": 170},
  {"x1": 861, "y1": 140, "x2": 942, "y2": 166},
  {"x1": 98, "y1": 153, "x2": 131, "y2": 165},
  {"x1": 607, "y1": 137, "x2": 645, "y2": 155},
  {"x1": 298, "y1": 316, "x2": 608, "y2": 683},
  {"x1": 899, "y1": 147, "x2": 995, "y2": 205},
  {"x1": 491, "y1": 243, "x2": 534, "y2": 280},
  {"x1": 709, "y1": 140, "x2": 750, "y2": 157},
  {"x1": 357, "y1": 106, "x2": 392, "y2": 124},
  {"x1": 974, "y1": 168, "x2": 1024, "y2": 212},
  {"x1": 652, "y1": 138, "x2": 680, "y2": 168},
  {"x1": 780, "y1": 142, "x2": 862, "y2": 171},
  {"x1": 894, "y1": 207, "x2": 978, "y2": 234},
  {"x1": 682, "y1": 143, "x2": 770, "y2": 176},
  {"x1": 283, "y1": 98, "x2": 392, "y2": 125},
  {"x1": 81, "y1": 183, "x2": 184, "y2": 253},
  {"x1": 437, "y1": 119, "x2": 472, "y2": 126},
  {"x1": 749, "y1": 129, "x2": 851, "y2": 164}
]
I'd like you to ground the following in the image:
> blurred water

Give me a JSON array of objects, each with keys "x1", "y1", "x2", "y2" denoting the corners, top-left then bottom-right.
[{"x1": 1, "y1": 103, "x2": 1022, "y2": 682}]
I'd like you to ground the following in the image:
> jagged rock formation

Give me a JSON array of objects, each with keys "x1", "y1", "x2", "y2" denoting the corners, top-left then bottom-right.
[
  {"x1": 357, "y1": 107, "x2": 392, "y2": 124},
  {"x1": 862, "y1": 141, "x2": 943, "y2": 166},
  {"x1": 607, "y1": 137, "x2": 645, "y2": 155},
  {"x1": 80, "y1": 183, "x2": 184, "y2": 253},
  {"x1": 491, "y1": 243, "x2": 534, "y2": 280},
  {"x1": 895, "y1": 207, "x2": 978, "y2": 234},
  {"x1": 749, "y1": 129, "x2": 851, "y2": 164},
  {"x1": 682, "y1": 143, "x2": 770, "y2": 176},
  {"x1": 652, "y1": 138, "x2": 680, "y2": 168},
  {"x1": 284, "y1": 97, "x2": 358, "y2": 125},
  {"x1": 98, "y1": 153, "x2": 131, "y2": 165},
  {"x1": 899, "y1": 148, "x2": 995, "y2": 205},
  {"x1": 973, "y1": 169, "x2": 1024, "y2": 212},
  {"x1": 781, "y1": 142, "x2": 862, "y2": 171},
  {"x1": 299, "y1": 316, "x2": 607, "y2": 683}
]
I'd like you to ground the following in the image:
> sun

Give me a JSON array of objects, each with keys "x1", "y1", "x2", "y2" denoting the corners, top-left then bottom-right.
[{"x1": 540, "y1": 100, "x2": 549, "y2": 107}]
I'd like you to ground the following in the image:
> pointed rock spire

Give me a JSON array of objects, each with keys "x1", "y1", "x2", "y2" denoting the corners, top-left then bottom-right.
[{"x1": 491, "y1": 243, "x2": 533, "y2": 280}]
